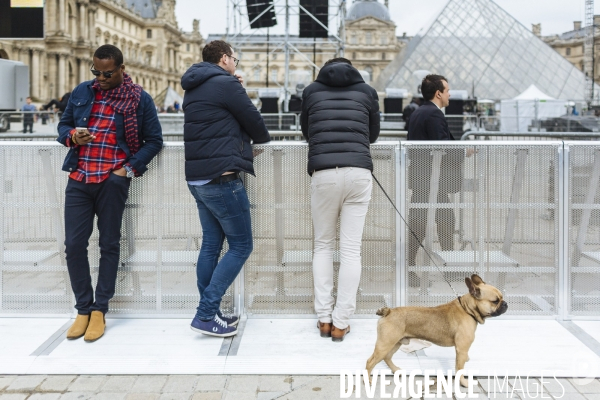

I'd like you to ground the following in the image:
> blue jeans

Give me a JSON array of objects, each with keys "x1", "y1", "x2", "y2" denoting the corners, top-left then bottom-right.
[
  {"x1": 188, "y1": 178, "x2": 253, "y2": 320},
  {"x1": 64, "y1": 173, "x2": 131, "y2": 314}
]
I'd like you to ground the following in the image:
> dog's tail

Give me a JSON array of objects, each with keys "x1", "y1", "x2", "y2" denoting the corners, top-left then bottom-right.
[{"x1": 376, "y1": 307, "x2": 391, "y2": 317}]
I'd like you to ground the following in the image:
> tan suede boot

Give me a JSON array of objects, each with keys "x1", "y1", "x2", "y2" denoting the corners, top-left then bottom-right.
[
  {"x1": 84, "y1": 311, "x2": 105, "y2": 342},
  {"x1": 66, "y1": 314, "x2": 90, "y2": 340}
]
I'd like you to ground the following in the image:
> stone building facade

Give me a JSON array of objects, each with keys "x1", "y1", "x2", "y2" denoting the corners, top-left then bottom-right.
[
  {"x1": 0, "y1": 0, "x2": 203, "y2": 102},
  {"x1": 344, "y1": 0, "x2": 403, "y2": 84},
  {"x1": 543, "y1": 17, "x2": 600, "y2": 85}
]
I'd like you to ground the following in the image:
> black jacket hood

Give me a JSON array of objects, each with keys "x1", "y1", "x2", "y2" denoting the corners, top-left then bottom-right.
[
  {"x1": 181, "y1": 62, "x2": 230, "y2": 91},
  {"x1": 315, "y1": 62, "x2": 365, "y2": 88}
]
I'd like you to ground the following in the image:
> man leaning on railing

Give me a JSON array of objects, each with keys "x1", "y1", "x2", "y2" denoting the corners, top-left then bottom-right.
[{"x1": 56, "y1": 44, "x2": 163, "y2": 343}]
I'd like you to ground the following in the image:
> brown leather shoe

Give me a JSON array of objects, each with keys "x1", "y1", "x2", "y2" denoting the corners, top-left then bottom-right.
[
  {"x1": 331, "y1": 324, "x2": 350, "y2": 342},
  {"x1": 66, "y1": 314, "x2": 90, "y2": 340},
  {"x1": 317, "y1": 321, "x2": 332, "y2": 338},
  {"x1": 84, "y1": 311, "x2": 105, "y2": 342}
]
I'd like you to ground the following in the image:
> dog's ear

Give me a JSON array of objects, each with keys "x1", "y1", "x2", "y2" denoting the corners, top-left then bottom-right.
[
  {"x1": 471, "y1": 274, "x2": 485, "y2": 285},
  {"x1": 466, "y1": 277, "x2": 481, "y2": 298}
]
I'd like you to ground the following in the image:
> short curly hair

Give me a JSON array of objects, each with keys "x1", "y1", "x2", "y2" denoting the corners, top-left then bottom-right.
[
  {"x1": 93, "y1": 45, "x2": 123, "y2": 66},
  {"x1": 202, "y1": 40, "x2": 233, "y2": 64}
]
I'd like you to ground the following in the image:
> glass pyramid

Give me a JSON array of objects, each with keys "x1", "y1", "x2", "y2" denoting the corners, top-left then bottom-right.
[{"x1": 383, "y1": 0, "x2": 590, "y2": 100}]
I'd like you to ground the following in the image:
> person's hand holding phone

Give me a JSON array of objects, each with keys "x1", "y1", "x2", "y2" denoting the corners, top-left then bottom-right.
[{"x1": 73, "y1": 127, "x2": 95, "y2": 145}]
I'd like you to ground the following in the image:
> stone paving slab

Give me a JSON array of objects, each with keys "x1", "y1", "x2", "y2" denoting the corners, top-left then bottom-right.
[{"x1": 0, "y1": 375, "x2": 598, "y2": 399}]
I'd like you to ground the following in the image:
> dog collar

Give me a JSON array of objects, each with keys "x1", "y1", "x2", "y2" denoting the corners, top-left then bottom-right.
[{"x1": 457, "y1": 296, "x2": 480, "y2": 324}]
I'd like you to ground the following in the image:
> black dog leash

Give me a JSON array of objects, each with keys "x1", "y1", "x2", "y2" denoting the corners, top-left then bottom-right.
[{"x1": 371, "y1": 173, "x2": 461, "y2": 299}]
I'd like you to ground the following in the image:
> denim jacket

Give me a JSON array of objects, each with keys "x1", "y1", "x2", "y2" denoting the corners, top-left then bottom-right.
[{"x1": 57, "y1": 80, "x2": 163, "y2": 175}]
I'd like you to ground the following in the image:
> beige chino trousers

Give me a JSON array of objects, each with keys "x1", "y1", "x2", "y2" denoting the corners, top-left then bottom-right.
[{"x1": 311, "y1": 167, "x2": 372, "y2": 329}]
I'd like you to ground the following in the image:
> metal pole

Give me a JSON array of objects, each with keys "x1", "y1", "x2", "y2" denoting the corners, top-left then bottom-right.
[
  {"x1": 339, "y1": 0, "x2": 346, "y2": 57},
  {"x1": 266, "y1": 28, "x2": 270, "y2": 88},
  {"x1": 313, "y1": 39, "x2": 316, "y2": 81},
  {"x1": 226, "y1": 0, "x2": 230, "y2": 39},
  {"x1": 284, "y1": 0, "x2": 290, "y2": 112}
]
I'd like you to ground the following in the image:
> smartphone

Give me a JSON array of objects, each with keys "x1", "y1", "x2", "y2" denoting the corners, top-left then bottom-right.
[{"x1": 75, "y1": 127, "x2": 90, "y2": 137}]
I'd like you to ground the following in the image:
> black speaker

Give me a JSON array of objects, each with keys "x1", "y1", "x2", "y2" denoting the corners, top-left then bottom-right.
[
  {"x1": 384, "y1": 98, "x2": 404, "y2": 114},
  {"x1": 247, "y1": 0, "x2": 277, "y2": 29},
  {"x1": 299, "y1": 0, "x2": 328, "y2": 38},
  {"x1": 445, "y1": 99, "x2": 465, "y2": 115},
  {"x1": 260, "y1": 97, "x2": 279, "y2": 113}
]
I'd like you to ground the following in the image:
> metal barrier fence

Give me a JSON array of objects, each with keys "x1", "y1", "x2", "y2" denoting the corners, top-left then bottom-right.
[
  {"x1": 566, "y1": 142, "x2": 600, "y2": 317},
  {"x1": 403, "y1": 142, "x2": 560, "y2": 317},
  {"x1": 158, "y1": 114, "x2": 300, "y2": 134},
  {"x1": 0, "y1": 141, "x2": 598, "y2": 318},
  {"x1": 461, "y1": 131, "x2": 600, "y2": 141},
  {"x1": 0, "y1": 130, "x2": 407, "y2": 143}
]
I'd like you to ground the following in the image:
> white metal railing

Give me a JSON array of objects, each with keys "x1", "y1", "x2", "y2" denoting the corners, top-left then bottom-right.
[{"x1": 0, "y1": 141, "x2": 598, "y2": 318}]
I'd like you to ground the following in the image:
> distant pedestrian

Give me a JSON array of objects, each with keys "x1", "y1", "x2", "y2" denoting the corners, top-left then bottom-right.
[
  {"x1": 402, "y1": 97, "x2": 421, "y2": 132},
  {"x1": 43, "y1": 92, "x2": 71, "y2": 113},
  {"x1": 21, "y1": 97, "x2": 36, "y2": 133}
]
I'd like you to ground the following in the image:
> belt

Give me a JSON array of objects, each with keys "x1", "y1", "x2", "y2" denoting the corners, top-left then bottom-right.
[{"x1": 207, "y1": 173, "x2": 239, "y2": 185}]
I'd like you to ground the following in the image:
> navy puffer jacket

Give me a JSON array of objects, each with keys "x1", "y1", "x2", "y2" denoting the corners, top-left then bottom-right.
[
  {"x1": 181, "y1": 62, "x2": 270, "y2": 181},
  {"x1": 301, "y1": 62, "x2": 380, "y2": 175}
]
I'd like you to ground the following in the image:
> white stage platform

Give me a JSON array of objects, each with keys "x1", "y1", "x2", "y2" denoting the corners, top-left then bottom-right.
[{"x1": 0, "y1": 318, "x2": 599, "y2": 377}]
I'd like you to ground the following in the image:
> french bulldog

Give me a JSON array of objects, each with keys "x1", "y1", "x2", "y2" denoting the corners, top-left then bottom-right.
[{"x1": 366, "y1": 274, "x2": 508, "y2": 387}]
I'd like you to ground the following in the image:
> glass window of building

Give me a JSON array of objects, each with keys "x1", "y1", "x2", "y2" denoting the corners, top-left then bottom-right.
[
  {"x1": 186, "y1": 44, "x2": 190, "y2": 51},
  {"x1": 351, "y1": 34, "x2": 357, "y2": 45},
  {"x1": 255, "y1": 53, "x2": 260, "y2": 60},
  {"x1": 271, "y1": 69, "x2": 278, "y2": 82},
  {"x1": 147, "y1": 29, "x2": 152, "y2": 39},
  {"x1": 254, "y1": 69, "x2": 260, "y2": 82},
  {"x1": 566, "y1": 47, "x2": 571, "y2": 56},
  {"x1": 366, "y1": 32, "x2": 372, "y2": 45}
]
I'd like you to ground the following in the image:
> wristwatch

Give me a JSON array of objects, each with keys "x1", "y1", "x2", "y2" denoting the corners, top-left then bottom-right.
[{"x1": 123, "y1": 165, "x2": 135, "y2": 178}]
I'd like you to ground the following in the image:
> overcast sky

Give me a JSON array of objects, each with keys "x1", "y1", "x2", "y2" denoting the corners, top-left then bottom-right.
[{"x1": 175, "y1": 0, "x2": 599, "y2": 39}]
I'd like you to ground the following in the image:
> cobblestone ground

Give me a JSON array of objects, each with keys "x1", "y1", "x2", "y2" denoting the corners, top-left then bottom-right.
[{"x1": 0, "y1": 375, "x2": 599, "y2": 399}]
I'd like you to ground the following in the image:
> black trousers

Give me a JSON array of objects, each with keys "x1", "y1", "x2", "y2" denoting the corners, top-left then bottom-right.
[
  {"x1": 408, "y1": 189, "x2": 455, "y2": 266},
  {"x1": 22, "y1": 121, "x2": 33, "y2": 133},
  {"x1": 64, "y1": 174, "x2": 131, "y2": 314}
]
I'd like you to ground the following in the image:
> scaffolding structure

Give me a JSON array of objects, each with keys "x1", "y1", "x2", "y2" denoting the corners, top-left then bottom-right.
[
  {"x1": 224, "y1": 0, "x2": 347, "y2": 111},
  {"x1": 584, "y1": 0, "x2": 595, "y2": 105}
]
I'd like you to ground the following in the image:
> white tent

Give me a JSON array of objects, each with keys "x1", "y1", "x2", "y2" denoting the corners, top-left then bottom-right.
[
  {"x1": 163, "y1": 87, "x2": 183, "y2": 110},
  {"x1": 500, "y1": 85, "x2": 567, "y2": 132}
]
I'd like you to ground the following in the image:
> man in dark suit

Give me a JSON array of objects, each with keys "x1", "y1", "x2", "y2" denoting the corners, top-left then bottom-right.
[{"x1": 406, "y1": 75, "x2": 461, "y2": 272}]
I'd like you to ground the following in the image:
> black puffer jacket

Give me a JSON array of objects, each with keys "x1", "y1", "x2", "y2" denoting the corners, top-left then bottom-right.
[
  {"x1": 301, "y1": 62, "x2": 380, "y2": 175},
  {"x1": 181, "y1": 62, "x2": 270, "y2": 181}
]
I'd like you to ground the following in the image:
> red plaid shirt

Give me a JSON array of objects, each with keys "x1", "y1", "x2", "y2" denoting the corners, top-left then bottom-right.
[{"x1": 68, "y1": 90, "x2": 128, "y2": 183}]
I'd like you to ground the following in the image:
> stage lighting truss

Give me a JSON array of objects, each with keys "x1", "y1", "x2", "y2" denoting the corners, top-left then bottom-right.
[{"x1": 224, "y1": 0, "x2": 347, "y2": 111}]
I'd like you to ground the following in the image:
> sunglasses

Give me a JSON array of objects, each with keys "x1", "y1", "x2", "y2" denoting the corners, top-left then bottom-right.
[{"x1": 90, "y1": 64, "x2": 121, "y2": 78}]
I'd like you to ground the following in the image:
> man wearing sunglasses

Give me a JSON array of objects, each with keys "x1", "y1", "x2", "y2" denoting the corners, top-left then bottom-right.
[
  {"x1": 57, "y1": 45, "x2": 163, "y2": 342},
  {"x1": 181, "y1": 40, "x2": 270, "y2": 337}
]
